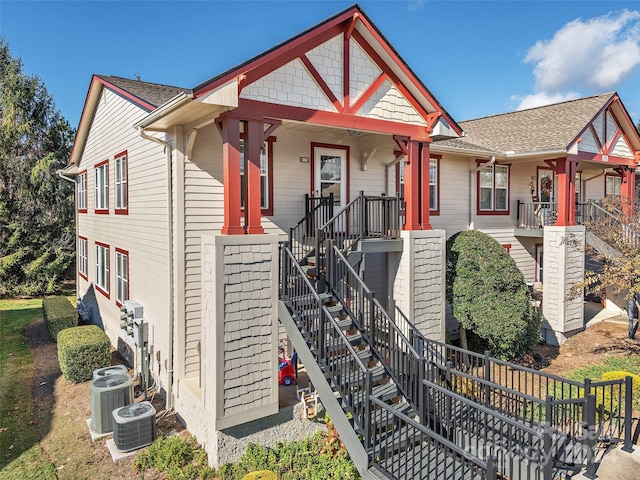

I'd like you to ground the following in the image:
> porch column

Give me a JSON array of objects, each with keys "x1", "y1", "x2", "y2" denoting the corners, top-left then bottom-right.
[
  {"x1": 554, "y1": 158, "x2": 580, "y2": 226},
  {"x1": 420, "y1": 141, "x2": 432, "y2": 230},
  {"x1": 218, "y1": 117, "x2": 244, "y2": 235},
  {"x1": 620, "y1": 166, "x2": 636, "y2": 216},
  {"x1": 244, "y1": 120, "x2": 264, "y2": 234}
]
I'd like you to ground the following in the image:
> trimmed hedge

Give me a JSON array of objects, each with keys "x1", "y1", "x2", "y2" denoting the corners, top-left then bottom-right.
[
  {"x1": 446, "y1": 230, "x2": 541, "y2": 360},
  {"x1": 57, "y1": 325, "x2": 111, "y2": 383},
  {"x1": 42, "y1": 296, "x2": 77, "y2": 342}
]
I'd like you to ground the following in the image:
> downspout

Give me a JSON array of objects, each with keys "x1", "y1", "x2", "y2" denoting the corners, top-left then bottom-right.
[
  {"x1": 469, "y1": 156, "x2": 496, "y2": 229},
  {"x1": 57, "y1": 169, "x2": 80, "y2": 303},
  {"x1": 138, "y1": 126, "x2": 175, "y2": 410}
]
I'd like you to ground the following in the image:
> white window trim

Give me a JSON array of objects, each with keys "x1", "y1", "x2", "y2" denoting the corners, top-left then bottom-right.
[
  {"x1": 115, "y1": 249, "x2": 129, "y2": 306},
  {"x1": 479, "y1": 163, "x2": 510, "y2": 213},
  {"x1": 95, "y1": 162, "x2": 108, "y2": 211},
  {"x1": 77, "y1": 172, "x2": 87, "y2": 211},
  {"x1": 78, "y1": 237, "x2": 88, "y2": 277},
  {"x1": 96, "y1": 243, "x2": 109, "y2": 296},
  {"x1": 115, "y1": 153, "x2": 127, "y2": 212}
]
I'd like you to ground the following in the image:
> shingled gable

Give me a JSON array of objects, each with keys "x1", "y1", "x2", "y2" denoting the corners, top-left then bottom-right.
[
  {"x1": 437, "y1": 93, "x2": 640, "y2": 162},
  {"x1": 68, "y1": 75, "x2": 188, "y2": 166},
  {"x1": 141, "y1": 4, "x2": 461, "y2": 140}
]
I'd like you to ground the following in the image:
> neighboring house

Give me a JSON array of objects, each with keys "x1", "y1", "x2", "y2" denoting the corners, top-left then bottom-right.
[
  {"x1": 62, "y1": 4, "x2": 639, "y2": 476},
  {"x1": 431, "y1": 93, "x2": 640, "y2": 342}
]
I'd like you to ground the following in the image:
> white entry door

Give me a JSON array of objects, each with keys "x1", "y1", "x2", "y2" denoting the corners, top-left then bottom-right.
[{"x1": 314, "y1": 146, "x2": 347, "y2": 211}]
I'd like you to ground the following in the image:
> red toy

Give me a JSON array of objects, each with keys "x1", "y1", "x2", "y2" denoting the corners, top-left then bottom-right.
[{"x1": 278, "y1": 359, "x2": 296, "y2": 386}]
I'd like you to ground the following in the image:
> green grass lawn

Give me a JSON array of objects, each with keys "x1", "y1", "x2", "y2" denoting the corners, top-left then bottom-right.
[
  {"x1": 0, "y1": 297, "x2": 56, "y2": 479},
  {"x1": 564, "y1": 356, "x2": 640, "y2": 382}
]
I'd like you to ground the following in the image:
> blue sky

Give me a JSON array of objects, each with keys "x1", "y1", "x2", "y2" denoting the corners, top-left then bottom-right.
[{"x1": 2, "y1": 1, "x2": 639, "y2": 130}]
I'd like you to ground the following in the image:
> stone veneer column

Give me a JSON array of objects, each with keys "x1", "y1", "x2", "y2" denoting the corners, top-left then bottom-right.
[
  {"x1": 391, "y1": 230, "x2": 446, "y2": 341},
  {"x1": 542, "y1": 225, "x2": 585, "y2": 345},
  {"x1": 201, "y1": 234, "x2": 280, "y2": 430}
]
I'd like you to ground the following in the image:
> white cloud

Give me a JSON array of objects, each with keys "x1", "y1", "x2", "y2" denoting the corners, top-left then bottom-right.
[
  {"x1": 510, "y1": 92, "x2": 581, "y2": 111},
  {"x1": 526, "y1": 10, "x2": 640, "y2": 91},
  {"x1": 408, "y1": 1, "x2": 425, "y2": 11},
  {"x1": 514, "y1": 10, "x2": 640, "y2": 110}
]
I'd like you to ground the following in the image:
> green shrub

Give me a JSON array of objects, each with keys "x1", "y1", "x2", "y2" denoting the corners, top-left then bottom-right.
[
  {"x1": 134, "y1": 436, "x2": 215, "y2": 479},
  {"x1": 446, "y1": 230, "x2": 541, "y2": 360},
  {"x1": 57, "y1": 325, "x2": 110, "y2": 383},
  {"x1": 42, "y1": 295, "x2": 77, "y2": 342}
]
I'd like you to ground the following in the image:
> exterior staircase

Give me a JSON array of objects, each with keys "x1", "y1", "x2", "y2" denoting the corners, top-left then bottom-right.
[{"x1": 278, "y1": 195, "x2": 635, "y2": 480}]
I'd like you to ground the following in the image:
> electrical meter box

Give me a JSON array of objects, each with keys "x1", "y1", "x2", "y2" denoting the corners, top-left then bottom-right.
[
  {"x1": 123, "y1": 300, "x2": 143, "y2": 319},
  {"x1": 133, "y1": 318, "x2": 148, "y2": 346}
]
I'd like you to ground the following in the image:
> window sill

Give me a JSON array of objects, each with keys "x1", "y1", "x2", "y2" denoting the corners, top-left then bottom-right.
[{"x1": 96, "y1": 285, "x2": 110, "y2": 299}]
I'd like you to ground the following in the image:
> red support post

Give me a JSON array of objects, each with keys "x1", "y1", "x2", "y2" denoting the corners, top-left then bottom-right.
[
  {"x1": 621, "y1": 166, "x2": 636, "y2": 217},
  {"x1": 244, "y1": 120, "x2": 265, "y2": 234},
  {"x1": 554, "y1": 159, "x2": 569, "y2": 226},
  {"x1": 219, "y1": 117, "x2": 245, "y2": 235},
  {"x1": 404, "y1": 140, "x2": 422, "y2": 230},
  {"x1": 420, "y1": 142, "x2": 432, "y2": 230}
]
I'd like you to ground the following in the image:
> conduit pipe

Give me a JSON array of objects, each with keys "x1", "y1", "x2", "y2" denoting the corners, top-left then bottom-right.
[
  {"x1": 469, "y1": 156, "x2": 496, "y2": 229},
  {"x1": 138, "y1": 126, "x2": 175, "y2": 411}
]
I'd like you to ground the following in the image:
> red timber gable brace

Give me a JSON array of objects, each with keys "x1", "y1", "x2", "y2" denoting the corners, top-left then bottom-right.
[{"x1": 192, "y1": 5, "x2": 460, "y2": 234}]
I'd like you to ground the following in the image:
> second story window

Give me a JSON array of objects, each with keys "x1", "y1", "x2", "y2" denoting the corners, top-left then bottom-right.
[
  {"x1": 478, "y1": 163, "x2": 510, "y2": 214},
  {"x1": 95, "y1": 160, "x2": 109, "y2": 213},
  {"x1": 77, "y1": 171, "x2": 87, "y2": 212},
  {"x1": 115, "y1": 151, "x2": 128, "y2": 214}
]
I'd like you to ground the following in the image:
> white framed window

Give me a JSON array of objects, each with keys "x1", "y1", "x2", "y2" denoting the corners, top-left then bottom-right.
[
  {"x1": 78, "y1": 236, "x2": 88, "y2": 279},
  {"x1": 115, "y1": 151, "x2": 128, "y2": 214},
  {"x1": 95, "y1": 242, "x2": 109, "y2": 298},
  {"x1": 94, "y1": 161, "x2": 109, "y2": 212},
  {"x1": 396, "y1": 156, "x2": 440, "y2": 213},
  {"x1": 115, "y1": 248, "x2": 129, "y2": 306},
  {"x1": 239, "y1": 137, "x2": 275, "y2": 215},
  {"x1": 77, "y1": 171, "x2": 87, "y2": 212},
  {"x1": 605, "y1": 174, "x2": 622, "y2": 196},
  {"x1": 478, "y1": 163, "x2": 510, "y2": 214}
]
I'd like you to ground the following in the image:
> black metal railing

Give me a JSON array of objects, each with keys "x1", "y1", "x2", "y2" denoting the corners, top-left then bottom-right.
[
  {"x1": 326, "y1": 241, "x2": 425, "y2": 416},
  {"x1": 314, "y1": 192, "x2": 401, "y2": 283},
  {"x1": 280, "y1": 245, "x2": 372, "y2": 434},
  {"x1": 289, "y1": 194, "x2": 334, "y2": 264},
  {"x1": 369, "y1": 396, "x2": 498, "y2": 480}
]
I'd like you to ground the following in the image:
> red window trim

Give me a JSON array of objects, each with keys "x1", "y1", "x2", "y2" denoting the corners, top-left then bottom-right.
[
  {"x1": 114, "y1": 150, "x2": 129, "y2": 215},
  {"x1": 114, "y1": 247, "x2": 129, "y2": 308},
  {"x1": 310, "y1": 142, "x2": 351, "y2": 204},
  {"x1": 239, "y1": 135, "x2": 275, "y2": 217},
  {"x1": 95, "y1": 241, "x2": 110, "y2": 299},
  {"x1": 77, "y1": 170, "x2": 88, "y2": 214},
  {"x1": 94, "y1": 159, "x2": 109, "y2": 214},
  {"x1": 395, "y1": 154, "x2": 441, "y2": 216},
  {"x1": 476, "y1": 159, "x2": 511, "y2": 216},
  {"x1": 78, "y1": 235, "x2": 88, "y2": 281}
]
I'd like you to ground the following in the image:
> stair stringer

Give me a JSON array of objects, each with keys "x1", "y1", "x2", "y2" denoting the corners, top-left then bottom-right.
[{"x1": 278, "y1": 301, "x2": 380, "y2": 480}]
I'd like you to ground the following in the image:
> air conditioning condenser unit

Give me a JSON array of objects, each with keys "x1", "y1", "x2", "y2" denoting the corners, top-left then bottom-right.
[
  {"x1": 92, "y1": 364, "x2": 128, "y2": 380},
  {"x1": 112, "y1": 401, "x2": 156, "y2": 451},
  {"x1": 90, "y1": 374, "x2": 133, "y2": 434}
]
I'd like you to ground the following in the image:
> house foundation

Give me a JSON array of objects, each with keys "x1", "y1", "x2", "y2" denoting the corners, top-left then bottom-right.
[{"x1": 542, "y1": 225, "x2": 585, "y2": 345}]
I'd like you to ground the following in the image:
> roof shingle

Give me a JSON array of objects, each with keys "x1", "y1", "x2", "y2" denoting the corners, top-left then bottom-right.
[{"x1": 97, "y1": 75, "x2": 188, "y2": 109}]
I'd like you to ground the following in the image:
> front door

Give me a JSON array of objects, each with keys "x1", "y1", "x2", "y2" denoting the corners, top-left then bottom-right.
[{"x1": 313, "y1": 146, "x2": 348, "y2": 211}]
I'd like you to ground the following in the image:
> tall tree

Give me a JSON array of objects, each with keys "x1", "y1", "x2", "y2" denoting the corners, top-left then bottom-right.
[{"x1": 0, "y1": 38, "x2": 75, "y2": 296}]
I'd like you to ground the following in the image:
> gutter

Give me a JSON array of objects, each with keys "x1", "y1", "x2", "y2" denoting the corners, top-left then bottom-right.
[
  {"x1": 134, "y1": 92, "x2": 193, "y2": 130},
  {"x1": 57, "y1": 167, "x2": 80, "y2": 307},
  {"x1": 137, "y1": 126, "x2": 176, "y2": 411},
  {"x1": 469, "y1": 156, "x2": 496, "y2": 229}
]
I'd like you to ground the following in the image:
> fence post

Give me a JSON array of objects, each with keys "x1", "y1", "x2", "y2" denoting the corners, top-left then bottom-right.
[
  {"x1": 359, "y1": 191, "x2": 366, "y2": 239},
  {"x1": 486, "y1": 454, "x2": 498, "y2": 480},
  {"x1": 364, "y1": 370, "x2": 372, "y2": 451},
  {"x1": 543, "y1": 426, "x2": 553, "y2": 480},
  {"x1": 584, "y1": 394, "x2": 597, "y2": 479},
  {"x1": 325, "y1": 240, "x2": 334, "y2": 289},
  {"x1": 484, "y1": 350, "x2": 491, "y2": 407},
  {"x1": 280, "y1": 242, "x2": 287, "y2": 301},
  {"x1": 623, "y1": 375, "x2": 634, "y2": 452},
  {"x1": 545, "y1": 395, "x2": 554, "y2": 428}
]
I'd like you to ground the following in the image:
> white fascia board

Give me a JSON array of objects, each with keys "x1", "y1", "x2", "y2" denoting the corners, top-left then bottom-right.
[{"x1": 197, "y1": 78, "x2": 238, "y2": 107}]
